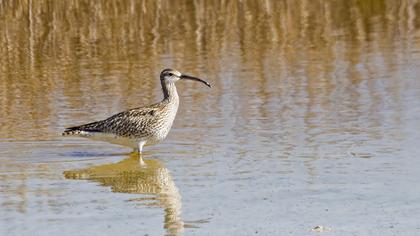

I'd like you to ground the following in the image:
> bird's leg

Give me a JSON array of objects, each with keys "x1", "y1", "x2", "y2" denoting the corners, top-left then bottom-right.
[
  {"x1": 138, "y1": 141, "x2": 146, "y2": 154},
  {"x1": 138, "y1": 141, "x2": 146, "y2": 166}
]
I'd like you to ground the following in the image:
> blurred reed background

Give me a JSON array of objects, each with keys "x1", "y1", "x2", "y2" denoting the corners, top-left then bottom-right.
[
  {"x1": 0, "y1": 1, "x2": 420, "y2": 235},
  {"x1": 0, "y1": 0, "x2": 419, "y2": 141}
]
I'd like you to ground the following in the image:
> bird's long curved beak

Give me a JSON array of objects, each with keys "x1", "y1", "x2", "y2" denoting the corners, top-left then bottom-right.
[{"x1": 181, "y1": 74, "x2": 211, "y2": 88}]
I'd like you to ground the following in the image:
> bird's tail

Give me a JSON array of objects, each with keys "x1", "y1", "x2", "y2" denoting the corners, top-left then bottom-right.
[
  {"x1": 62, "y1": 121, "x2": 103, "y2": 136},
  {"x1": 62, "y1": 127, "x2": 83, "y2": 136},
  {"x1": 61, "y1": 126, "x2": 83, "y2": 136}
]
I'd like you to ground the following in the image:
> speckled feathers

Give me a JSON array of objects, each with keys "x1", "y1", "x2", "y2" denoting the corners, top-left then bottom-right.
[{"x1": 62, "y1": 68, "x2": 210, "y2": 151}]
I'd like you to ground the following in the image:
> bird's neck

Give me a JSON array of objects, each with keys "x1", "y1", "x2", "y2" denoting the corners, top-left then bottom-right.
[{"x1": 162, "y1": 80, "x2": 179, "y2": 103}]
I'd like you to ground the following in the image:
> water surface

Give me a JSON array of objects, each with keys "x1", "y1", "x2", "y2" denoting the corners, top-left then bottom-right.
[{"x1": 1, "y1": 1, "x2": 420, "y2": 235}]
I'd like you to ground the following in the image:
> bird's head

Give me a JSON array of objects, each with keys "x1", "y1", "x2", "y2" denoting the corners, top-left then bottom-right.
[{"x1": 160, "y1": 68, "x2": 211, "y2": 88}]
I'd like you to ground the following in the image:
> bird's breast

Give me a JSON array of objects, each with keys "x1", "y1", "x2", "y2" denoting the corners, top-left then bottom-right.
[{"x1": 146, "y1": 103, "x2": 178, "y2": 144}]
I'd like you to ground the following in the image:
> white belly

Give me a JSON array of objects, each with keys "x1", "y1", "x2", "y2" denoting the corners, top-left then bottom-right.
[
  {"x1": 75, "y1": 131, "x2": 141, "y2": 148},
  {"x1": 73, "y1": 130, "x2": 171, "y2": 149}
]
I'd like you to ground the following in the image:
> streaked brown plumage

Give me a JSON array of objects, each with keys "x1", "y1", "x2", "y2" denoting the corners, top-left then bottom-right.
[{"x1": 63, "y1": 68, "x2": 211, "y2": 154}]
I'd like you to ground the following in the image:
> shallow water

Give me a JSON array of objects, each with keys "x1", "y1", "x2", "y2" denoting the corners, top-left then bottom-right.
[{"x1": 1, "y1": 0, "x2": 420, "y2": 235}]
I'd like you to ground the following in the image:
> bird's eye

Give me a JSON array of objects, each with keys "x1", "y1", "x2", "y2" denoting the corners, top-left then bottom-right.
[{"x1": 168, "y1": 73, "x2": 174, "y2": 76}]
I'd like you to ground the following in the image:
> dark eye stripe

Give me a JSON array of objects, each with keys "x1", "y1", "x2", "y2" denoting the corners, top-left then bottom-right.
[{"x1": 168, "y1": 73, "x2": 173, "y2": 76}]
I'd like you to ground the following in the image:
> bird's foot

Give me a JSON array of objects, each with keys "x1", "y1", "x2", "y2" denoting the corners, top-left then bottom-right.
[
  {"x1": 139, "y1": 154, "x2": 146, "y2": 166},
  {"x1": 132, "y1": 145, "x2": 146, "y2": 166}
]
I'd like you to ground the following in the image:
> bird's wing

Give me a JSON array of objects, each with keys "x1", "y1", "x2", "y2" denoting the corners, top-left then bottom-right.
[{"x1": 63, "y1": 105, "x2": 160, "y2": 137}]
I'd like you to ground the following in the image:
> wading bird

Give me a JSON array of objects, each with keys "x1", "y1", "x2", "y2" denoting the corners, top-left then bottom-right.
[{"x1": 63, "y1": 69, "x2": 211, "y2": 156}]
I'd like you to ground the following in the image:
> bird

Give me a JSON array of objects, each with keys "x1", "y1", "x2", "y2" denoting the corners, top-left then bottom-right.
[{"x1": 62, "y1": 68, "x2": 211, "y2": 156}]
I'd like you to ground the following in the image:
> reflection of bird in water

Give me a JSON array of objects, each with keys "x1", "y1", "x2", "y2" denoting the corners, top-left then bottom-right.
[
  {"x1": 62, "y1": 69, "x2": 211, "y2": 157},
  {"x1": 64, "y1": 153, "x2": 184, "y2": 236}
]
